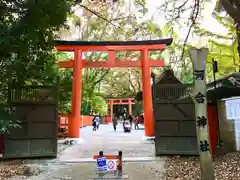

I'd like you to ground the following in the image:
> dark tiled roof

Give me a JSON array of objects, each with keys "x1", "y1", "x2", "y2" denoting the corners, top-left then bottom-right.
[
  {"x1": 156, "y1": 69, "x2": 182, "y2": 84},
  {"x1": 54, "y1": 38, "x2": 173, "y2": 46},
  {"x1": 207, "y1": 72, "x2": 240, "y2": 90}
]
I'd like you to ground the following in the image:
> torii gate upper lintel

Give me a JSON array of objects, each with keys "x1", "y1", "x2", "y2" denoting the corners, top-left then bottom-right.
[{"x1": 55, "y1": 38, "x2": 173, "y2": 139}]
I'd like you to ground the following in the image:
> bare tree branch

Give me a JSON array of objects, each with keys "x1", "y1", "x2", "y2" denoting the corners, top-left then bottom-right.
[
  {"x1": 79, "y1": 4, "x2": 125, "y2": 31},
  {"x1": 179, "y1": 0, "x2": 200, "y2": 62}
]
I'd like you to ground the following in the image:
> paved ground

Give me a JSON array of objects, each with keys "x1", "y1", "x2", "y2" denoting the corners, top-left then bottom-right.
[
  {"x1": 60, "y1": 123, "x2": 155, "y2": 161},
  {"x1": 7, "y1": 124, "x2": 168, "y2": 180}
]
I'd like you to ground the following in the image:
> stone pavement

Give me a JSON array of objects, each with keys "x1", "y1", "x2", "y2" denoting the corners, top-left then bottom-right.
[
  {"x1": 7, "y1": 124, "x2": 168, "y2": 180},
  {"x1": 59, "y1": 123, "x2": 156, "y2": 161}
]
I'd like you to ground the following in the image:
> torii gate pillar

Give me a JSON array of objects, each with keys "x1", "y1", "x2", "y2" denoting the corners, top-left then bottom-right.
[
  {"x1": 69, "y1": 50, "x2": 83, "y2": 138},
  {"x1": 128, "y1": 101, "x2": 132, "y2": 115},
  {"x1": 142, "y1": 49, "x2": 154, "y2": 137}
]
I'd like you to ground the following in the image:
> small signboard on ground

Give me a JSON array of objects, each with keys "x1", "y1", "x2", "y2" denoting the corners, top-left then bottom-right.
[
  {"x1": 93, "y1": 151, "x2": 126, "y2": 179},
  {"x1": 95, "y1": 156, "x2": 118, "y2": 172}
]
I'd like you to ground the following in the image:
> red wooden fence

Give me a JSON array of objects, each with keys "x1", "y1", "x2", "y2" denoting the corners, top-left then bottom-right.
[{"x1": 58, "y1": 114, "x2": 94, "y2": 128}]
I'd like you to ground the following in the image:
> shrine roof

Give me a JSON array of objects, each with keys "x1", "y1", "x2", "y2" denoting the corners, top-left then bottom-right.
[
  {"x1": 206, "y1": 72, "x2": 240, "y2": 101},
  {"x1": 136, "y1": 72, "x2": 240, "y2": 102},
  {"x1": 207, "y1": 72, "x2": 240, "y2": 90},
  {"x1": 156, "y1": 69, "x2": 182, "y2": 84},
  {"x1": 54, "y1": 38, "x2": 173, "y2": 46}
]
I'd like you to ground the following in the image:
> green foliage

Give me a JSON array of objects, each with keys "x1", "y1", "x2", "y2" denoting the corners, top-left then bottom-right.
[
  {"x1": 81, "y1": 100, "x2": 91, "y2": 115},
  {"x1": 193, "y1": 13, "x2": 238, "y2": 82},
  {"x1": 132, "y1": 101, "x2": 143, "y2": 115},
  {"x1": 0, "y1": 0, "x2": 70, "y2": 88},
  {"x1": 81, "y1": 93, "x2": 108, "y2": 116},
  {"x1": 0, "y1": 1, "x2": 72, "y2": 115},
  {"x1": 90, "y1": 95, "x2": 108, "y2": 116},
  {"x1": 162, "y1": 11, "x2": 239, "y2": 83},
  {"x1": 135, "y1": 92, "x2": 142, "y2": 102},
  {"x1": 59, "y1": 70, "x2": 72, "y2": 114},
  {"x1": 0, "y1": 107, "x2": 21, "y2": 134}
]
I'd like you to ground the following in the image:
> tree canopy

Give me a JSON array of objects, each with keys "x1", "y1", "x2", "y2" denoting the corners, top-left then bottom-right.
[
  {"x1": 0, "y1": 0, "x2": 73, "y2": 132},
  {"x1": 1, "y1": 0, "x2": 239, "y2": 117},
  {"x1": 0, "y1": 0, "x2": 70, "y2": 87}
]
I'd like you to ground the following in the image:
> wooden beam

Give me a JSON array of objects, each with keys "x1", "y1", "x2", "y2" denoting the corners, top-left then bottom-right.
[
  {"x1": 57, "y1": 59, "x2": 164, "y2": 68},
  {"x1": 106, "y1": 98, "x2": 134, "y2": 100},
  {"x1": 106, "y1": 102, "x2": 135, "y2": 105},
  {"x1": 93, "y1": 155, "x2": 120, "y2": 160},
  {"x1": 57, "y1": 61, "x2": 73, "y2": 68},
  {"x1": 58, "y1": 114, "x2": 70, "y2": 118}
]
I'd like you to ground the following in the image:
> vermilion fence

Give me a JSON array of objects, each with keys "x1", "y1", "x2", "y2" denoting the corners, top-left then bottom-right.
[
  {"x1": 58, "y1": 114, "x2": 94, "y2": 128},
  {"x1": 104, "y1": 116, "x2": 112, "y2": 123}
]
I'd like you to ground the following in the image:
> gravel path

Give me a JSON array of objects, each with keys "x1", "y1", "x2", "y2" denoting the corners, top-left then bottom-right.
[{"x1": 164, "y1": 151, "x2": 240, "y2": 180}]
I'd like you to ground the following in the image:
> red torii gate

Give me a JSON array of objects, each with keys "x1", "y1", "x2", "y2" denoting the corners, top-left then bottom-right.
[
  {"x1": 106, "y1": 97, "x2": 135, "y2": 122},
  {"x1": 55, "y1": 39, "x2": 172, "y2": 139}
]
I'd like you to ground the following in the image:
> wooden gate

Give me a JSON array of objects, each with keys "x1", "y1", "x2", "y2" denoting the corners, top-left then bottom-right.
[
  {"x1": 0, "y1": 82, "x2": 59, "y2": 159},
  {"x1": 154, "y1": 84, "x2": 198, "y2": 155}
]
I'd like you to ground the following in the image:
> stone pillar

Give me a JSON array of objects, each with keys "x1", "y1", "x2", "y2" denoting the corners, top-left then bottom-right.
[{"x1": 189, "y1": 47, "x2": 214, "y2": 180}]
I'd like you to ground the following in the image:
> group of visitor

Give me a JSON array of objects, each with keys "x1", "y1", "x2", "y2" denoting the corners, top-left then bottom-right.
[
  {"x1": 92, "y1": 110, "x2": 144, "y2": 133},
  {"x1": 112, "y1": 112, "x2": 144, "y2": 133}
]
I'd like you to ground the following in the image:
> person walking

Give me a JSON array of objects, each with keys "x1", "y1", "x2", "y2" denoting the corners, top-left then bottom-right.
[
  {"x1": 112, "y1": 114, "x2": 118, "y2": 132},
  {"x1": 92, "y1": 116, "x2": 97, "y2": 131},
  {"x1": 140, "y1": 114, "x2": 144, "y2": 124},
  {"x1": 123, "y1": 119, "x2": 131, "y2": 133},
  {"x1": 95, "y1": 115, "x2": 100, "y2": 130},
  {"x1": 134, "y1": 116, "x2": 140, "y2": 130},
  {"x1": 128, "y1": 114, "x2": 133, "y2": 129}
]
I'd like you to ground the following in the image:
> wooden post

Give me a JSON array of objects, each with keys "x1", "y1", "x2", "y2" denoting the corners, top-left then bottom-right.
[
  {"x1": 117, "y1": 151, "x2": 123, "y2": 177},
  {"x1": 188, "y1": 47, "x2": 215, "y2": 180},
  {"x1": 110, "y1": 100, "x2": 113, "y2": 123},
  {"x1": 128, "y1": 100, "x2": 132, "y2": 115}
]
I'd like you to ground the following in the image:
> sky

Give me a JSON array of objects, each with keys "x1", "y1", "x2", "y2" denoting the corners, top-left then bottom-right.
[{"x1": 143, "y1": 0, "x2": 228, "y2": 45}]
